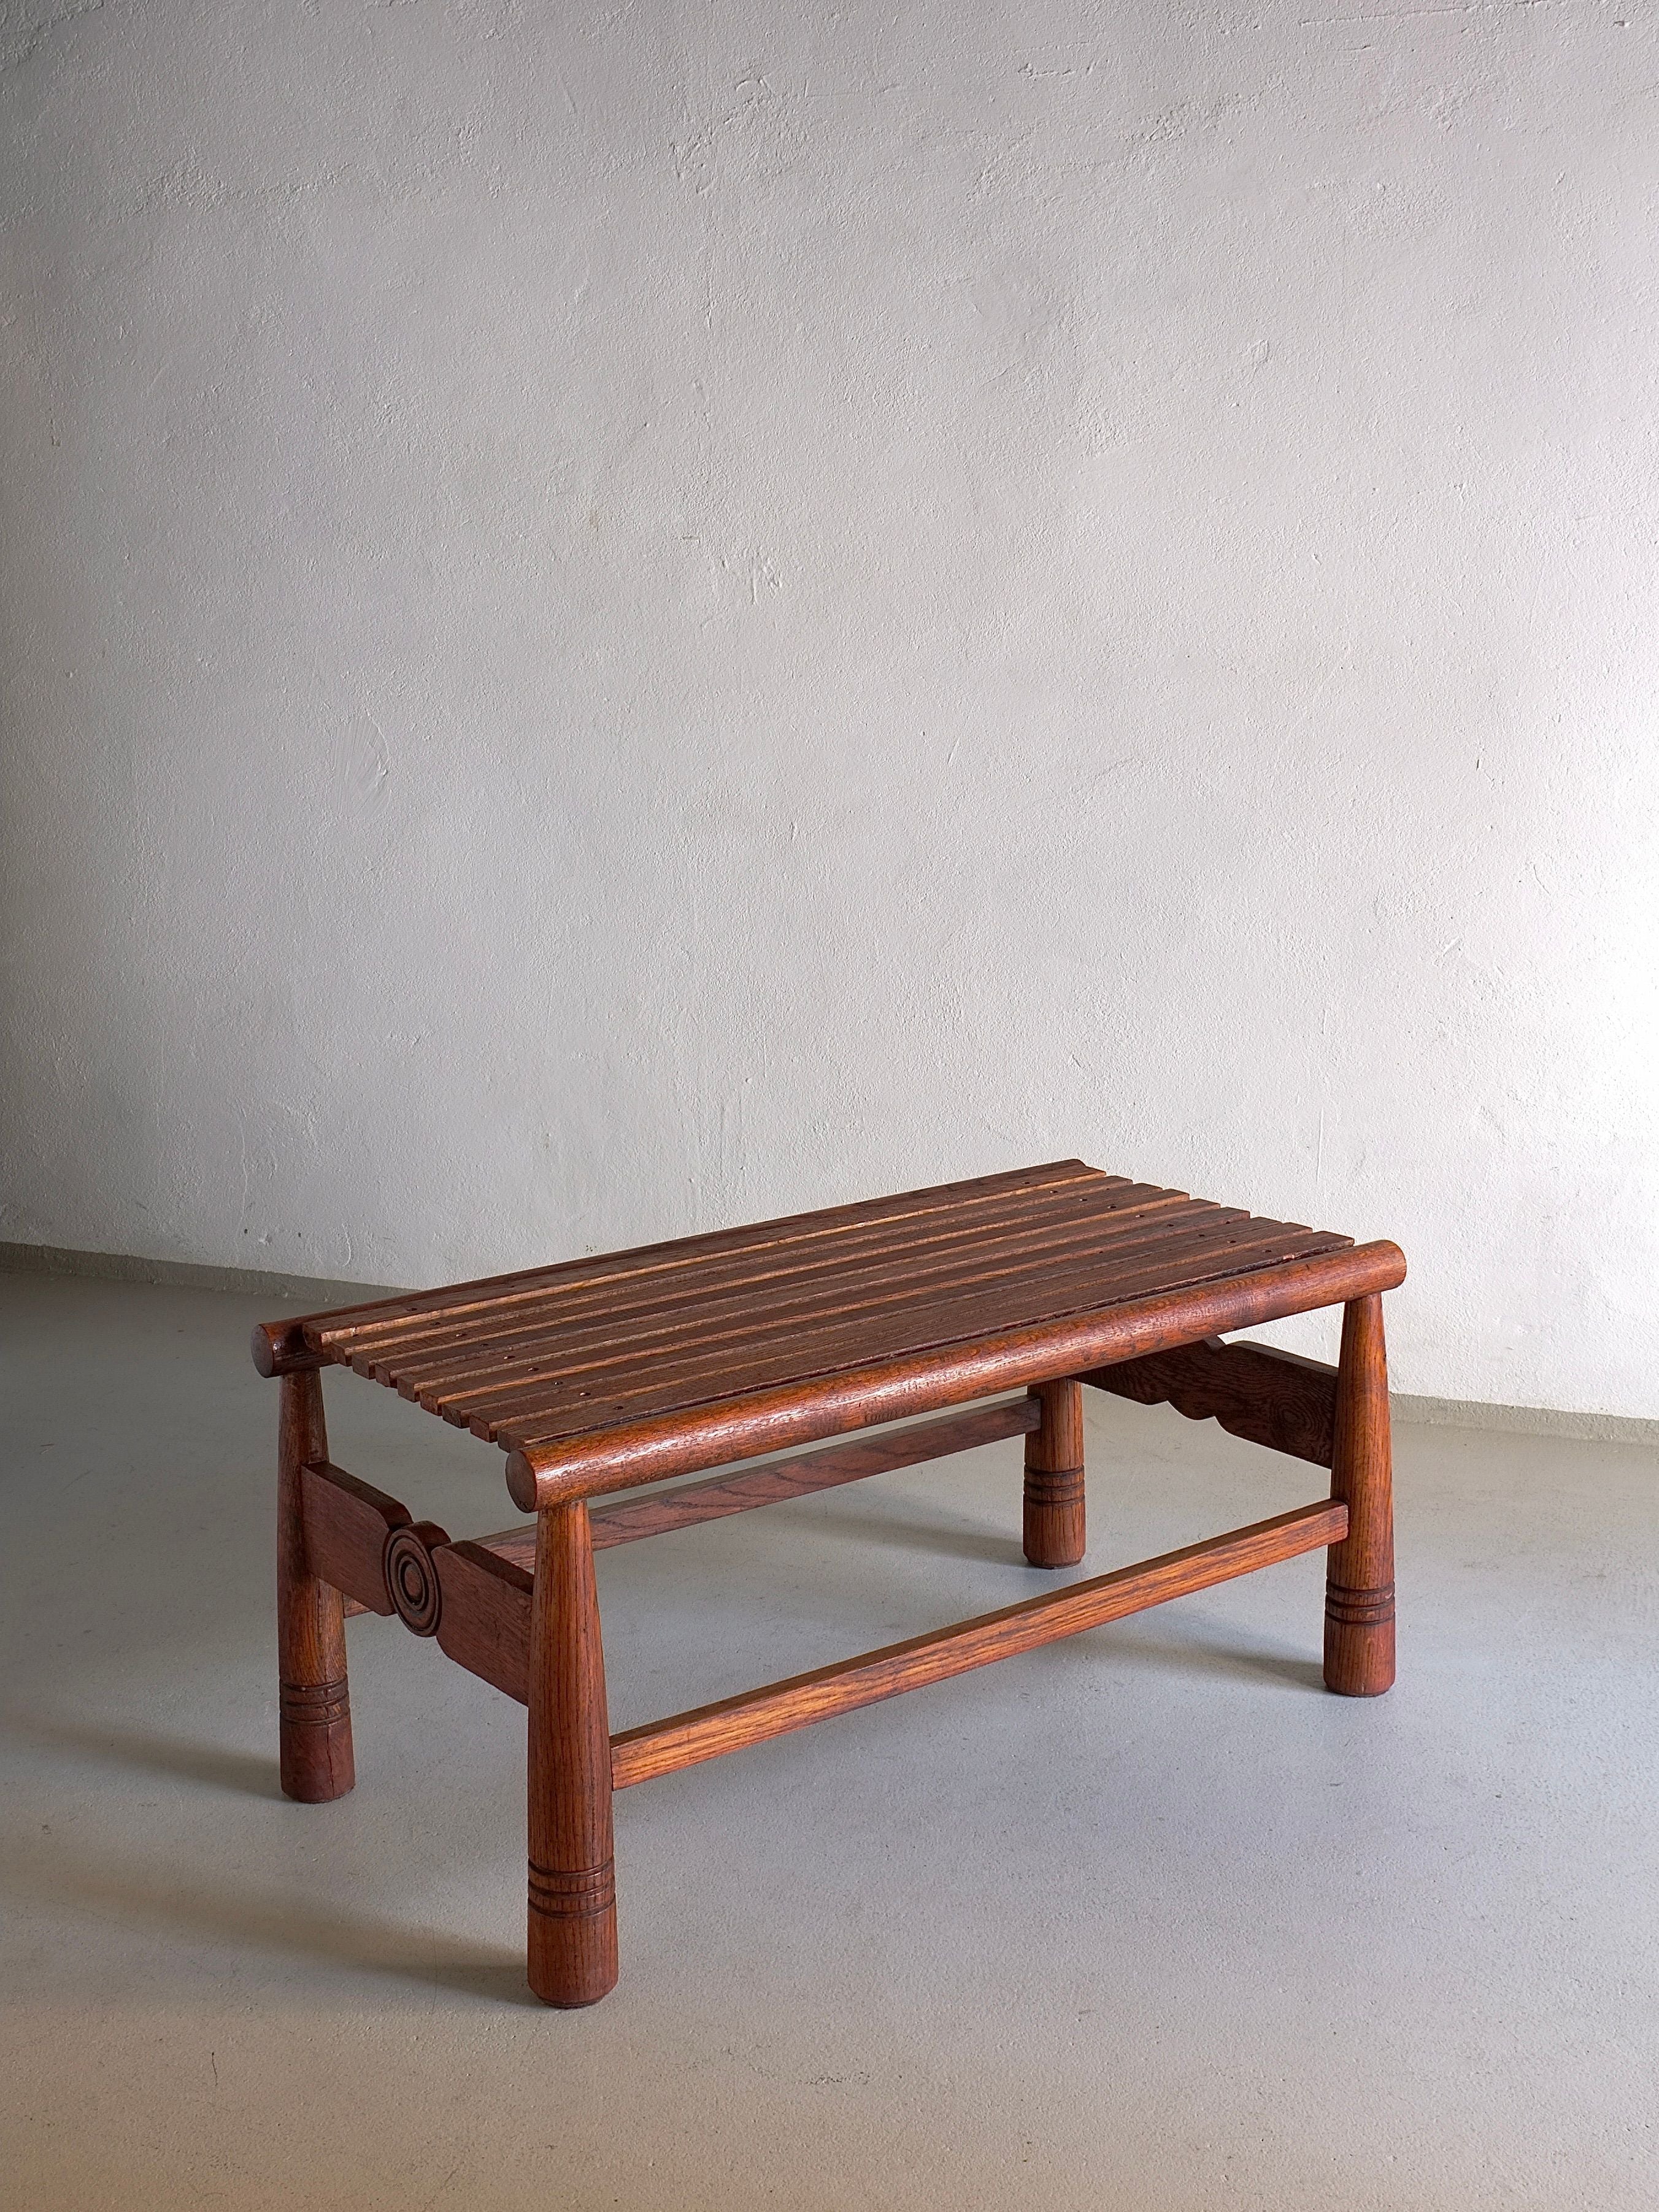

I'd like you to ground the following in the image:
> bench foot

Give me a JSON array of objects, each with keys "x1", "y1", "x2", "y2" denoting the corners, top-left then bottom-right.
[
  {"x1": 528, "y1": 1500, "x2": 618, "y2": 2006},
  {"x1": 1023, "y1": 1379, "x2": 1085, "y2": 1567},
  {"x1": 1323, "y1": 1293, "x2": 1396, "y2": 1697},
  {"x1": 277, "y1": 1370, "x2": 356, "y2": 1801}
]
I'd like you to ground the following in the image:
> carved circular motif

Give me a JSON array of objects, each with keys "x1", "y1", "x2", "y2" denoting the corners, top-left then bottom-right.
[{"x1": 385, "y1": 1524, "x2": 444, "y2": 1637}]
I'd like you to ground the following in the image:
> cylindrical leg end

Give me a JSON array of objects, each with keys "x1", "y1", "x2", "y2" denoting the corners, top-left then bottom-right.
[
  {"x1": 1323, "y1": 1588, "x2": 1396, "y2": 1699},
  {"x1": 277, "y1": 1369, "x2": 356, "y2": 1800},
  {"x1": 528, "y1": 1499, "x2": 619, "y2": 2006},
  {"x1": 1023, "y1": 1467, "x2": 1086, "y2": 1569},
  {"x1": 528, "y1": 1858, "x2": 619, "y2": 2007},
  {"x1": 1023, "y1": 1380, "x2": 1085, "y2": 1567},
  {"x1": 1323, "y1": 1292, "x2": 1396, "y2": 1697},
  {"x1": 279, "y1": 1676, "x2": 356, "y2": 1802}
]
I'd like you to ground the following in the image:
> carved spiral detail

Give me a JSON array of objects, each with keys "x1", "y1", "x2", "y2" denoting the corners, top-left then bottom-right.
[{"x1": 384, "y1": 1522, "x2": 448, "y2": 1636}]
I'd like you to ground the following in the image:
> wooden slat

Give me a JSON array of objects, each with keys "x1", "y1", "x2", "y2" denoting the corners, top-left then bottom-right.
[
  {"x1": 407, "y1": 1200, "x2": 1254, "y2": 1416},
  {"x1": 609, "y1": 1500, "x2": 1349, "y2": 1789},
  {"x1": 470, "y1": 1223, "x2": 1342, "y2": 1446},
  {"x1": 484, "y1": 1222, "x2": 1351, "y2": 1449},
  {"x1": 1082, "y1": 1337, "x2": 1340, "y2": 1467},
  {"x1": 476, "y1": 1397, "x2": 1042, "y2": 1570},
  {"x1": 307, "y1": 1160, "x2": 1107, "y2": 1354},
  {"x1": 391, "y1": 1192, "x2": 1249, "y2": 1400},
  {"x1": 374, "y1": 1189, "x2": 1218, "y2": 1397},
  {"x1": 257, "y1": 1169, "x2": 1111, "y2": 1380},
  {"x1": 343, "y1": 1170, "x2": 1155, "y2": 1372},
  {"x1": 506, "y1": 1240, "x2": 1407, "y2": 1509}
]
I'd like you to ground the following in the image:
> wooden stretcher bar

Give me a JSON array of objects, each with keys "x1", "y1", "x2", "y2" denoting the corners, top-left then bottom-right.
[
  {"x1": 607, "y1": 1500, "x2": 1347, "y2": 1788},
  {"x1": 475, "y1": 1396, "x2": 1041, "y2": 1569}
]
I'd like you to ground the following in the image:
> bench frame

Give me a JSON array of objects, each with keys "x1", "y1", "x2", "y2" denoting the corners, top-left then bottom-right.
[{"x1": 260, "y1": 1282, "x2": 1396, "y2": 2008}]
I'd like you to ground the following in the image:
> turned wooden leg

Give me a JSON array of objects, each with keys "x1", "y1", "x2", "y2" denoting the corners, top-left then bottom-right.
[
  {"x1": 528, "y1": 1500, "x2": 618, "y2": 2007},
  {"x1": 1324, "y1": 1293, "x2": 1396, "y2": 1696},
  {"x1": 1023, "y1": 1378, "x2": 1085, "y2": 1568},
  {"x1": 277, "y1": 1369, "x2": 355, "y2": 1800}
]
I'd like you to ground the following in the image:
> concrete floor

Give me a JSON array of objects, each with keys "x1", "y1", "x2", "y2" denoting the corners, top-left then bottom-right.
[{"x1": 1, "y1": 1270, "x2": 1655, "y2": 2210}]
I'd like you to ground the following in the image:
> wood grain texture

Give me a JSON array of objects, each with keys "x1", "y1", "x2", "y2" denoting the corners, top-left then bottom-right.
[
  {"x1": 475, "y1": 1397, "x2": 1041, "y2": 1571},
  {"x1": 468, "y1": 1221, "x2": 1346, "y2": 1442},
  {"x1": 610, "y1": 1500, "x2": 1348, "y2": 1789},
  {"x1": 276, "y1": 1372, "x2": 354, "y2": 1802},
  {"x1": 506, "y1": 1240, "x2": 1407, "y2": 1511},
  {"x1": 527, "y1": 1503, "x2": 617, "y2": 2005},
  {"x1": 257, "y1": 1165, "x2": 1109, "y2": 1383},
  {"x1": 305, "y1": 1161, "x2": 1106, "y2": 1353},
  {"x1": 1080, "y1": 1336, "x2": 1339, "y2": 1467},
  {"x1": 360, "y1": 1181, "x2": 1204, "y2": 1367},
  {"x1": 434, "y1": 1542, "x2": 533, "y2": 1704},
  {"x1": 1022, "y1": 1379, "x2": 1085, "y2": 1567},
  {"x1": 373, "y1": 1196, "x2": 1238, "y2": 1404},
  {"x1": 298, "y1": 1461, "x2": 411, "y2": 1615},
  {"x1": 251, "y1": 1165, "x2": 1395, "y2": 1501},
  {"x1": 251, "y1": 1317, "x2": 329, "y2": 1379},
  {"x1": 1323, "y1": 1294, "x2": 1396, "y2": 1696}
]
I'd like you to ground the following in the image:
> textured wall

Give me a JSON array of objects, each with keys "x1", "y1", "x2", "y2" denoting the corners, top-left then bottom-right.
[{"x1": 2, "y1": 2, "x2": 1655, "y2": 1415}]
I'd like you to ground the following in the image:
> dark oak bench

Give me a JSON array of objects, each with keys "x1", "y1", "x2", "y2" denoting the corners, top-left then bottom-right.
[{"x1": 253, "y1": 1159, "x2": 1403, "y2": 2006}]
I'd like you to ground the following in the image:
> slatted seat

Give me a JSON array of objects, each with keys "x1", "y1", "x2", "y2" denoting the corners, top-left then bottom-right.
[
  {"x1": 261, "y1": 1161, "x2": 1364, "y2": 1499},
  {"x1": 253, "y1": 1161, "x2": 1405, "y2": 2009}
]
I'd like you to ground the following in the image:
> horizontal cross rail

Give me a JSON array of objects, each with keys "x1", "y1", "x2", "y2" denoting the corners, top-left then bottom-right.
[
  {"x1": 609, "y1": 1498, "x2": 1347, "y2": 1789},
  {"x1": 476, "y1": 1396, "x2": 1041, "y2": 1568}
]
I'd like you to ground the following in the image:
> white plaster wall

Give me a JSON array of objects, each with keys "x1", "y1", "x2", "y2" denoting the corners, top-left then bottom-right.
[{"x1": 2, "y1": 1, "x2": 1655, "y2": 1416}]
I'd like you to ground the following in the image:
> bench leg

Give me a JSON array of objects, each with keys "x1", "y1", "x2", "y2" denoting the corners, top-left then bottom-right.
[
  {"x1": 1324, "y1": 1293, "x2": 1396, "y2": 1696},
  {"x1": 528, "y1": 1500, "x2": 618, "y2": 2006},
  {"x1": 277, "y1": 1369, "x2": 355, "y2": 1800},
  {"x1": 1023, "y1": 1379, "x2": 1085, "y2": 1568}
]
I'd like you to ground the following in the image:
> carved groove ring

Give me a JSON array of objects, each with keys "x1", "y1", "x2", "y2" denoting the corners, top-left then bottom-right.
[
  {"x1": 280, "y1": 1676, "x2": 350, "y2": 1729},
  {"x1": 1023, "y1": 1465, "x2": 1084, "y2": 1507},
  {"x1": 1325, "y1": 1580, "x2": 1395, "y2": 1629},
  {"x1": 384, "y1": 1522, "x2": 448, "y2": 1636},
  {"x1": 529, "y1": 1857, "x2": 616, "y2": 1921}
]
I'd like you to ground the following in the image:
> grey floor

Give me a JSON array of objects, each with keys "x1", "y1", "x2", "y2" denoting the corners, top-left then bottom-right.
[{"x1": 2, "y1": 1270, "x2": 1655, "y2": 2211}]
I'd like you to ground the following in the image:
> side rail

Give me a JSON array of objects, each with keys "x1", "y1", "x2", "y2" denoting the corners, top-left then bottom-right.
[
  {"x1": 1079, "y1": 1335, "x2": 1338, "y2": 1467},
  {"x1": 286, "y1": 1397, "x2": 1042, "y2": 1705}
]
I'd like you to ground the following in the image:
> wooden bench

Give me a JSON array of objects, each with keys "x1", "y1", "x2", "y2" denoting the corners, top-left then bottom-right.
[{"x1": 253, "y1": 1159, "x2": 1404, "y2": 2007}]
